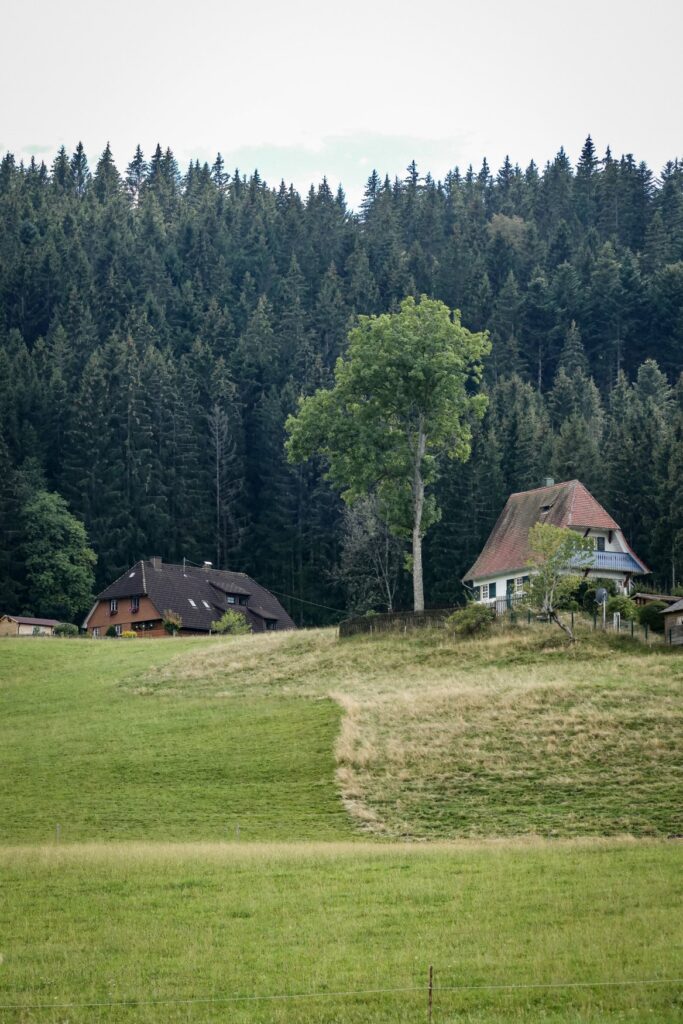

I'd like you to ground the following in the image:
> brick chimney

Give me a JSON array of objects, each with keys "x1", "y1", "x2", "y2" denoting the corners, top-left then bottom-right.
[{"x1": 150, "y1": 555, "x2": 162, "y2": 571}]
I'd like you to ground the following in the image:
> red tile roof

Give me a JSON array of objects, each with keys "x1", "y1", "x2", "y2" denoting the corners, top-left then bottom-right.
[{"x1": 463, "y1": 480, "x2": 623, "y2": 581}]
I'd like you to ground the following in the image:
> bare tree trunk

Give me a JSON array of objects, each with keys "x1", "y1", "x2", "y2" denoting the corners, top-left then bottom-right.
[
  {"x1": 550, "y1": 610, "x2": 575, "y2": 642},
  {"x1": 412, "y1": 420, "x2": 426, "y2": 612}
]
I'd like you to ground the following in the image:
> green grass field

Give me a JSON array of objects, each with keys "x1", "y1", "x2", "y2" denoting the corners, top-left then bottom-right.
[{"x1": 1, "y1": 628, "x2": 681, "y2": 1022}]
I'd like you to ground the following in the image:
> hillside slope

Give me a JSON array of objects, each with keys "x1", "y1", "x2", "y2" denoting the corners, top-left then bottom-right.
[{"x1": 140, "y1": 624, "x2": 683, "y2": 839}]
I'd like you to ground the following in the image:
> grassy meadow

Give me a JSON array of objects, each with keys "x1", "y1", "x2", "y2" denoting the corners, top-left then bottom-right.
[{"x1": 0, "y1": 625, "x2": 681, "y2": 1022}]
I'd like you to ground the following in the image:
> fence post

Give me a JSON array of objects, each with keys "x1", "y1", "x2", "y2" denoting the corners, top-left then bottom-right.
[
  {"x1": 669, "y1": 628, "x2": 672, "y2": 646},
  {"x1": 631, "y1": 619, "x2": 634, "y2": 638},
  {"x1": 571, "y1": 610, "x2": 574, "y2": 631},
  {"x1": 593, "y1": 611, "x2": 597, "y2": 630},
  {"x1": 428, "y1": 965, "x2": 433, "y2": 1022},
  {"x1": 645, "y1": 624, "x2": 649, "y2": 642},
  {"x1": 527, "y1": 609, "x2": 531, "y2": 625}
]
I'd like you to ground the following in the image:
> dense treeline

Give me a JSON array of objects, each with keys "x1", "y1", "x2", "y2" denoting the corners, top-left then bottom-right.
[{"x1": 0, "y1": 138, "x2": 682, "y2": 621}]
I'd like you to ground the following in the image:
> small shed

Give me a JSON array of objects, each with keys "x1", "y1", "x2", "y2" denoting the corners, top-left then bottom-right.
[
  {"x1": 632, "y1": 592, "x2": 680, "y2": 608},
  {"x1": 662, "y1": 599, "x2": 683, "y2": 643},
  {"x1": 0, "y1": 615, "x2": 60, "y2": 636}
]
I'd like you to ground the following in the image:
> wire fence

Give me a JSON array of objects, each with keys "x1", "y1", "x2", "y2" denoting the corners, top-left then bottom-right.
[
  {"x1": 1, "y1": 973, "x2": 681, "y2": 1014},
  {"x1": 339, "y1": 603, "x2": 673, "y2": 646}
]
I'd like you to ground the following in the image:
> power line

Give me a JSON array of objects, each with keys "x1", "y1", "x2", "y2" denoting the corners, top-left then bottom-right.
[
  {"x1": 1, "y1": 977, "x2": 680, "y2": 1011},
  {"x1": 265, "y1": 588, "x2": 349, "y2": 616},
  {"x1": 179, "y1": 556, "x2": 349, "y2": 617}
]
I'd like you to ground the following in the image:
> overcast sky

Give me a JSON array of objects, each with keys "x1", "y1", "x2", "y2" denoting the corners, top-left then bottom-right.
[{"x1": 2, "y1": 0, "x2": 680, "y2": 206}]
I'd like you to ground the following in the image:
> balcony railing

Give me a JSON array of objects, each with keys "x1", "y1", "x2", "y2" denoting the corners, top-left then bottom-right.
[{"x1": 571, "y1": 551, "x2": 643, "y2": 573}]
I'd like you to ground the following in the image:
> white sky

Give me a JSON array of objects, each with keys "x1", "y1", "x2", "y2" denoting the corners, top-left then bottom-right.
[{"x1": 2, "y1": 0, "x2": 681, "y2": 206}]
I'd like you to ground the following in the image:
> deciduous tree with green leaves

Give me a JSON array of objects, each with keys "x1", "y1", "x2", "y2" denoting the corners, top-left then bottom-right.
[
  {"x1": 21, "y1": 490, "x2": 96, "y2": 620},
  {"x1": 527, "y1": 522, "x2": 594, "y2": 640},
  {"x1": 285, "y1": 296, "x2": 490, "y2": 611},
  {"x1": 210, "y1": 609, "x2": 251, "y2": 635}
]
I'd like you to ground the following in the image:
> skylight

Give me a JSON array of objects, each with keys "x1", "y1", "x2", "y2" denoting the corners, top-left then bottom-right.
[
  {"x1": 202, "y1": 600, "x2": 211, "y2": 609},
  {"x1": 188, "y1": 598, "x2": 197, "y2": 607},
  {"x1": 129, "y1": 572, "x2": 135, "y2": 577}
]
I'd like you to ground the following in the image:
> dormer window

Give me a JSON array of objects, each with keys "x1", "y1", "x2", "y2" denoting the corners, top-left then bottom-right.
[
  {"x1": 227, "y1": 595, "x2": 236, "y2": 605},
  {"x1": 540, "y1": 504, "x2": 551, "y2": 514},
  {"x1": 110, "y1": 598, "x2": 118, "y2": 614}
]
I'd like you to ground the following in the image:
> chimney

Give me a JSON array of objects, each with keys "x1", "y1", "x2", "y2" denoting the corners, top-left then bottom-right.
[
  {"x1": 543, "y1": 476, "x2": 554, "y2": 488},
  {"x1": 150, "y1": 555, "x2": 162, "y2": 571},
  {"x1": 203, "y1": 561, "x2": 213, "y2": 569}
]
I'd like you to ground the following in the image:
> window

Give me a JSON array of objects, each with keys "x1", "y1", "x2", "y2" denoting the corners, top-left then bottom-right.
[
  {"x1": 596, "y1": 536, "x2": 606, "y2": 552},
  {"x1": 239, "y1": 596, "x2": 248, "y2": 606},
  {"x1": 114, "y1": 624, "x2": 122, "y2": 637},
  {"x1": 227, "y1": 595, "x2": 236, "y2": 604},
  {"x1": 202, "y1": 600, "x2": 211, "y2": 610},
  {"x1": 92, "y1": 627, "x2": 100, "y2": 638},
  {"x1": 481, "y1": 583, "x2": 489, "y2": 600},
  {"x1": 110, "y1": 598, "x2": 118, "y2": 614},
  {"x1": 188, "y1": 598, "x2": 197, "y2": 608},
  {"x1": 265, "y1": 620, "x2": 276, "y2": 631},
  {"x1": 489, "y1": 581, "x2": 497, "y2": 599},
  {"x1": 514, "y1": 576, "x2": 525, "y2": 595},
  {"x1": 130, "y1": 596, "x2": 140, "y2": 613}
]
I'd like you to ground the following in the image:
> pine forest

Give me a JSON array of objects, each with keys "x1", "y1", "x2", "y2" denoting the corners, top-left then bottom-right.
[{"x1": 1, "y1": 137, "x2": 682, "y2": 622}]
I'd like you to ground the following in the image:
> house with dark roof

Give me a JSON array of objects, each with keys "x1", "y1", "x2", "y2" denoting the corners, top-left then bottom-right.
[
  {"x1": 0, "y1": 615, "x2": 61, "y2": 637},
  {"x1": 463, "y1": 479, "x2": 649, "y2": 605},
  {"x1": 83, "y1": 557, "x2": 296, "y2": 637}
]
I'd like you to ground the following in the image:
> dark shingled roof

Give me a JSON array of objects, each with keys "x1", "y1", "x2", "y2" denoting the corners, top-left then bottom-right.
[
  {"x1": 463, "y1": 479, "x2": 648, "y2": 581},
  {"x1": 95, "y1": 560, "x2": 296, "y2": 632}
]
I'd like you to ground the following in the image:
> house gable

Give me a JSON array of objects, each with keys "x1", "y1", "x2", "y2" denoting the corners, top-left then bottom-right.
[{"x1": 463, "y1": 479, "x2": 648, "y2": 583}]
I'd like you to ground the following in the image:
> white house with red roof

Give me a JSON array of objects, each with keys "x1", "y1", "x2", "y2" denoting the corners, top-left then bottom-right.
[{"x1": 462, "y1": 479, "x2": 649, "y2": 605}]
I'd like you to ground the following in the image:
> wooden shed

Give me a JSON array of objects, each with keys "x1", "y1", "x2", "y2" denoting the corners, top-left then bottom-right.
[{"x1": 0, "y1": 615, "x2": 60, "y2": 636}]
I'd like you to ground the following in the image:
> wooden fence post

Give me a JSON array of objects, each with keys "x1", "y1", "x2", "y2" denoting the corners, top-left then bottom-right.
[{"x1": 428, "y1": 964, "x2": 433, "y2": 1022}]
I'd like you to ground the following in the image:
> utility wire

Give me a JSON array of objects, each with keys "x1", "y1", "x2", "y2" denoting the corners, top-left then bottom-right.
[
  {"x1": 265, "y1": 588, "x2": 349, "y2": 616},
  {"x1": 180, "y1": 556, "x2": 349, "y2": 617},
  {"x1": 1, "y1": 977, "x2": 680, "y2": 1011}
]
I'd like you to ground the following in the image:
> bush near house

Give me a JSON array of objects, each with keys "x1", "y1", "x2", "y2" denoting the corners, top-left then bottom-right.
[
  {"x1": 54, "y1": 622, "x2": 79, "y2": 637},
  {"x1": 162, "y1": 610, "x2": 182, "y2": 635},
  {"x1": 105, "y1": 625, "x2": 117, "y2": 638},
  {"x1": 606, "y1": 595, "x2": 638, "y2": 620},
  {"x1": 121, "y1": 630, "x2": 137, "y2": 639},
  {"x1": 446, "y1": 602, "x2": 495, "y2": 637},
  {"x1": 211, "y1": 609, "x2": 251, "y2": 635},
  {"x1": 638, "y1": 600, "x2": 668, "y2": 633}
]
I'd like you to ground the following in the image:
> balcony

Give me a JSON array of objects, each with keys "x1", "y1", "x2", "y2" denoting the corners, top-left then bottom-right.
[{"x1": 571, "y1": 551, "x2": 643, "y2": 573}]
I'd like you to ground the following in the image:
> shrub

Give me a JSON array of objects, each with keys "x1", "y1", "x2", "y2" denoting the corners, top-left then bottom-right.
[
  {"x1": 606, "y1": 595, "x2": 638, "y2": 621},
  {"x1": 211, "y1": 609, "x2": 251, "y2": 635},
  {"x1": 54, "y1": 622, "x2": 79, "y2": 637},
  {"x1": 121, "y1": 630, "x2": 137, "y2": 639},
  {"x1": 162, "y1": 609, "x2": 182, "y2": 635},
  {"x1": 447, "y1": 602, "x2": 495, "y2": 638},
  {"x1": 105, "y1": 625, "x2": 117, "y2": 638},
  {"x1": 638, "y1": 601, "x2": 667, "y2": 633}
]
